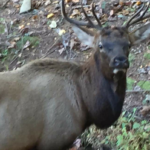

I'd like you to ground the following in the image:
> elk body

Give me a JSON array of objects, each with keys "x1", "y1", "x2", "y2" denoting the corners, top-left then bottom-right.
[{"x1": 0, "y1": 1, "x2": 150, "y2": 150}]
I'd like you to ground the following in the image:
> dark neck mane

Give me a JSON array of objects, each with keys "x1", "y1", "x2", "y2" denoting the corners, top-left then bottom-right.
[{"x1": 79, "y1": 51, "x2": 126, "y2": 129}]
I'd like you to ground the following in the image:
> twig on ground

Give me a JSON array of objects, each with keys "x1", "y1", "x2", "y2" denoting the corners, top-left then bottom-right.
[
  {"x1": 1, "y1": 0, "x2": 10, "y2": 8},
  {"x1": 126, "y1": 90, "x2": 150, "y2": 93},
  {"x1": 9, "y1": 56, "x2": 18, "y2": 66},
  {"x1": 4, "y1": 21, "x2": 9, "y2": 35},
  {"x1": 133, "y1": 115, "x2": 143, "y2": 121},
  {"x1": 72, "y1": 5, "x2": 90, "y2": 9},
  {"x1": 41, "y1": 37, "x2": 62, "y2": 59}
]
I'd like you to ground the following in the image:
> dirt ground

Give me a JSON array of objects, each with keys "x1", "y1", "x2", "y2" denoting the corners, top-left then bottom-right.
[{"x1": 0, "y1": 0, "x2": 150, "y2": 149}]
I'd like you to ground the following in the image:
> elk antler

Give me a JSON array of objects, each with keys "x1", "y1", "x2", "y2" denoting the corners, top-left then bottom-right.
[
  {"x1": 61, "y1": 0, "x2": 102, "y2": 29},
  {"x1": 91, "y1": 3, "x2": 102, "y2": 27},
  {"x1": 124, "y1": 2, "x2": 150, "y2": 28}
]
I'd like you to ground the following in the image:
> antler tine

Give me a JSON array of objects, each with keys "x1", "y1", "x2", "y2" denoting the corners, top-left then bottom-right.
[
  {"x1": 61, "y1": 0, "x2": 91, "y2": 27},
  {"x1": 128, "y1": 2, "x2": 150, "y2": 26},
  {"x1": 124, "y1": 3, "x2": 145, "y2": 28},
  {"x1": 80, "y1": 0, "x2": 96, "y2": 28},
  {"x1": 91, "y1": 3, "x2": 102, "y2": 27}
]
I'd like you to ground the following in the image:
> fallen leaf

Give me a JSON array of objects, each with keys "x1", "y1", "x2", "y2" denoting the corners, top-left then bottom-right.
[
  {"x1": 136, "y1": 1, "x2": 141, "y2": 6},
  {"x1": 69, "y1": 15, "x2": 74, "y2": 18},
  {"x1": 110, "y1": 10, "x2": 114, "y2": 16},
  {"x1": 59, "y1": 29, "x2": 66, "y2": 35},
  {"x1": 71, "y1": 9, "x2": 80, "y2": 16},
  {"x1": 140, "y1": 105, "x2": 150, "y2": 116},
  {"x1": 83, "y1": 7, "x2": 89, "y2": 12},
  {"x1": 15, "y1": 4, "x2": 20, "y2": 8},
  {"x1": 70, "y1": 39, "x2": 76, "y2": 50},
  {"x1": 72, "y1": 0, "x2": 79, "y2": 3},
  {"x1": 49, "y1": 21, "x2": 57, "y2": 28},
  {"x1": 45, "y1": 0, "x2": 51, "y2": 6},
  {"x1": 32, "y1": 15, "x2": 39, "y2": 21},
  {"x1": 17, "y1": 61, "x2": 22, "y2": 65},
  {"x1": 47, "y1": 13, "x2": 54, "y2": 19},
  {"x1": 144, "y1": 125, "x2": 150, "y2": 131},
  {"x1": 52, "y1": 1, "x2": 58, "y2": 4},
  {"x1": 11, "y1": 19, "x2": 20, "y2": 25},
  {"x1": 19, "y1": 24, "x2": 25, "y2": 30},
  {"x1": 18, "y1": 53, "x2": 22, "y2": 58},
  {"x1": 20, "y1": 0, "x2": 31, "y2": 13},
  {"x1": 119, "y1": 0, "x2": 125, "y2": 6},
  {"x1": 122, "y1": 9, "x2": 129, "y2": 16},
  {"x1": 8, "y1": 41, "x2": 16, "y2": 49},
  {"x1": 14, "y1": 37, "x2": 20, "y2": 41},
  {"x1": 23, "y1": 41, "x2": 30, "y2": 49},
  {"x1": 143, "y1": 19, "x2": 148, "y2": 23},
  {"x1": 58, "y1": 48, "x2": 65, "y2": 54},
  {"x1": 20, "y1": 27, "x2": 29, "y2": 34}
]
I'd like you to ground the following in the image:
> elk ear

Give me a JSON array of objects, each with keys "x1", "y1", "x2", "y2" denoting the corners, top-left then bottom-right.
[
  {"x1": 72, "y1": 26, "x2": 97, "y2": 48},
  {"x1": 129, "y1": 23, "x2": 150, "y2": 45}
]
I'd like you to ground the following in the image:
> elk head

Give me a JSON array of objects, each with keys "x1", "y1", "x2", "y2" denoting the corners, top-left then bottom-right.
[{"x1": 61, "y1": 1, "x2": 150, "y2": 80}]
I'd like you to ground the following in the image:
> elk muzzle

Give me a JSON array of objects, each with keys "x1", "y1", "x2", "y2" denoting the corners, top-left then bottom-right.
[{"x1": 109, "y1": 56, "x2": 129, "y2": 74}]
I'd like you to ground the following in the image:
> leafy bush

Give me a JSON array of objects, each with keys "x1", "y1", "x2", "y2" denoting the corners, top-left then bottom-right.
[{"x1": 81, "y1": 109, "x2": 150, "y2": 150}]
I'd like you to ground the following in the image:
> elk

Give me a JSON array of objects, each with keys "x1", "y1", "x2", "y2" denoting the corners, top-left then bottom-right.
[{"x1": 0, "y1": 1, "x2": 150, "y2": 150}]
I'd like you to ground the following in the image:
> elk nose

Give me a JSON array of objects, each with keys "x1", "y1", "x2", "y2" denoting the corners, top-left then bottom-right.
[{"x1": 113, "y1": 56, "x2": 129, "y2": 68}]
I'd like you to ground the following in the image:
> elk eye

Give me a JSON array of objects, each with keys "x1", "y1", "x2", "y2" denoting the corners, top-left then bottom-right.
[{"x1": 99, "y1": 44, "x2": 103, "y2": 49}]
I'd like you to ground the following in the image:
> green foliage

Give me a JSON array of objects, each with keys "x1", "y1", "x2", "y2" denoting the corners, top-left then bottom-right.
[
  {"x1": 128, "y1": 53, "x2": 135, "y2": 66},
  {"x1": 16, "y1": 36, "x2": 39, "y2": 50},
  {"x1": 144, "y1": 53, "x2": 150, "y2": 60},
  {"x1": 123, "y1": 21, "x2": 127, "y2": 26},
  {"x1": 126, "y1": 7, "x2": 135, "y2": 12},
  {"x1": 0, "y1": 36, "x2": 39, "y2": 64},
  {"x1": 137, "y1": 81, "x2": 150, "y2": 90},
  {"x1": 102, "y1": 22, "x2": 108, "y2": 28},
  {"x1": 127, "y1": 78, "x2": 136, "y2": 90},
  {"x1": 47, "y1": 20, "x2": 51, "y2": 25},
  {"x1": 0, "y1": 18, "x2": 5, "y2": 33},
  {"x1": 112, "y1": 113, "x2": 150, "y2": 149},
  {"x1": 101, "y1": 1, "x2": 106, "y2": 9},
  {"x1": 2, "y1": 49, "x2": 8, "y2": 57},
  {"x1": 81, "y1": 109, "x2": 150, "y2": 150},
  {"x1": 0, "y1": 24, "x2": 5, "y2": 34},
  {"x1": 0, "y1": 18, "x2": 5, "y2": 22},
  {"x1": 133, "y1": 122, "x2": 140, "y2": 129}
]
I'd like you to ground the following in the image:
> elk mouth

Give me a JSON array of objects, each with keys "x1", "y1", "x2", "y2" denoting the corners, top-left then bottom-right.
[
  {"x1": 110, "y1": 57, "x2": 129, "y2": 74},
  {"x1": 112, "y1": 68, "x2": 128, "y2": 81},
  {"x1": 113, "y1": 68, "x2": 127, "y2": 74}
]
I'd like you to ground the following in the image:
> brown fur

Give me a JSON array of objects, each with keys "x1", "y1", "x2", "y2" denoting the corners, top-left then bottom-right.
[{"x1": 0, "y1": 23, "x2": 150, "y2": 150}]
